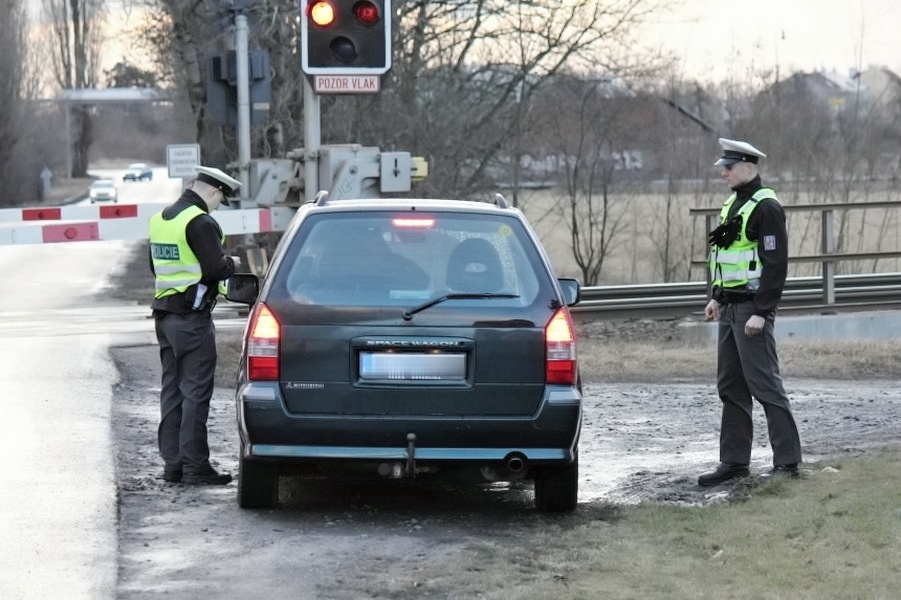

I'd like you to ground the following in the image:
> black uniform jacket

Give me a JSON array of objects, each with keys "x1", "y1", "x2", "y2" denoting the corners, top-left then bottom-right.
[
  {"x1": 148, "y1": 190, "x2": 237, "y2": 314},
  {"x1": 724, "y1": 175, "x2": 788, "y2": 317}
]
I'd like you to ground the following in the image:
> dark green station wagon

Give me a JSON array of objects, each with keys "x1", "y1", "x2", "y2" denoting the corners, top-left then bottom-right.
[{"x1": 226, "y1": 193, "x2": 582, "y2": 512}]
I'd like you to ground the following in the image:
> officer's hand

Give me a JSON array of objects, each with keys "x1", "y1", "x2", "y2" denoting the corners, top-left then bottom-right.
[
  {"x1": 231, "y1": 255, "x2": 242, "y2": 268},
  {"x1": 704, "y1": 299, "x2": 720, "y2": 321},
  {"x1": 744, "y1": 314, "x2": 765, "y2": 336}
]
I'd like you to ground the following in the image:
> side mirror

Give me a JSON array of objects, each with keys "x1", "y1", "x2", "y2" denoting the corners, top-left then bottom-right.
[
  {"x1": 226, "y1": 274, "x2": 260, "y2": 305},
  {"x1": 557, "y1": 278, "x2": 581, "y2": 307}
]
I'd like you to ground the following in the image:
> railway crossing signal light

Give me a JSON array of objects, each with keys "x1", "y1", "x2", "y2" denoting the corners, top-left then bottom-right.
[{"x1": 301, "y1": 0, "x2": 391, "y2": 75}]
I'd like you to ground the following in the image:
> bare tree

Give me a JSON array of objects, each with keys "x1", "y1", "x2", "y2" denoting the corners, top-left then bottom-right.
[
  {"x1": 0, "y1": 0, "x2": 30, "y2": 204},
  {"x1": 373, "y1": 0, "x2": 663, "y2": 199},
  {"x1": 742, "y1": 69, "x2": 896, "y2": 277},
  {"x1": 537, "y1": 77, "x2": 638, "y2": 285},
  {"x1": 128, "y1": 0, "x2": 661, "y2": 198},
  {"x1": 650, "y1": 77, "x2": 722, "y2": 282},
  {"x1": 130, "y1": 0, "x2": 300, "y2": 168},
  {"x1": 41, "y1": 0, "x2": 105, "y2": 177},
  {"x1": 104, "y1": 62, "x2": 158, "y2": 88}
]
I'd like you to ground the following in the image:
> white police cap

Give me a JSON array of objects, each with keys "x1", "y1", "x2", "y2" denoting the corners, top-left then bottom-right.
[
  {"x1": 194, "y1": 165, "x2": 241, "y2": 205},
  {"x1": 715, "y1": 138, "x2": 767, "y2": 167}
]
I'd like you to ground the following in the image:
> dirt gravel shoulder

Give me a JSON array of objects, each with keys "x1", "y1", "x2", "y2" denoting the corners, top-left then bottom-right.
[
  {"x1": 106, "y1": 243, "x2": 901, "y2": 597},
  {"x1": 111, "y1": 330, "x2": 901, "y2": 599}
]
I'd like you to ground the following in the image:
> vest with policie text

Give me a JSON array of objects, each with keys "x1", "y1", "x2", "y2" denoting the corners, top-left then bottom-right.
[
  {"x1": 709, "y1": 187, "x2": 778, "y2": 291},
  {"x1": 149, "y1": 205, "x2": 226, "y2": 300}
]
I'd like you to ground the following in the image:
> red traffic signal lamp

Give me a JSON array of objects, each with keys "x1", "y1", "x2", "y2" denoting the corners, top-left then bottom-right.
[{"x1": 301, "y1": 0, "x2": 391, "y2": 75}]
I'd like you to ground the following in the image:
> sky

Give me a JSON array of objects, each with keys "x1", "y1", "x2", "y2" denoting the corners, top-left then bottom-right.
[
  {"x1": 651, "y1": 0, "x2": 901, "y2": 81},
  {"x1": 25, "y1": 0, "x2": 901, "y2": 83}
]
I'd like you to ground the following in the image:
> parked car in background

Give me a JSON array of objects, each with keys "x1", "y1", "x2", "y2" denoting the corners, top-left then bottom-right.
[
  {"x1": 88, "y1": 179, "x2": 118, "y2": 203},
  {"x1": 225, "y1": 193, "x2": 583, "y2": 513},
  {"x1": 122, "y1": 163, "x2": 153, "y2": 181}
]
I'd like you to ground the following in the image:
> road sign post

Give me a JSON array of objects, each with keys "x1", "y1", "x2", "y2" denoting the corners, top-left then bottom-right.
[{"x1": 166, "y1": 144, "x2": 201, "y2": 179}]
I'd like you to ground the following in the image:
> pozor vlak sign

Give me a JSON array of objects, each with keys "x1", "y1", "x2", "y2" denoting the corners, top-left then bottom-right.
[{"x1": 314, "y1": 73, "x2": 380, "y2": 93}]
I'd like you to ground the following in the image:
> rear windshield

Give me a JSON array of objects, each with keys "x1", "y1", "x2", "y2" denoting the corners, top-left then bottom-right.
[{"x1": 272, "y1": 211, "x2": 546, "y2": 308}]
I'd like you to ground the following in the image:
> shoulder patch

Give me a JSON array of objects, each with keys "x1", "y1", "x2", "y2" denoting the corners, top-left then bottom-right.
[{"x1": 763, "y1": 235, "x2": 776, "y2": 251}]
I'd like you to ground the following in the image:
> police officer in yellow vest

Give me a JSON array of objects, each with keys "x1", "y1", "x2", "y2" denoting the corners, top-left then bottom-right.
[
  {"x1": 698, "y1": 139, "x2": 803, "y2": 486},
  {"x1": 148, "y1": 165, "x2": 242, "y2": 485}
]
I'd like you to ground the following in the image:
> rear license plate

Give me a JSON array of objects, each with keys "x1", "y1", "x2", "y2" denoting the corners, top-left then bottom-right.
[{"x1": 359, "y1": 352, "x2": 466, "y2": 381}]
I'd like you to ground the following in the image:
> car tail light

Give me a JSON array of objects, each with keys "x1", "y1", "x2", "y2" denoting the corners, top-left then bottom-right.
[
  {"x1": 246, "y1": 303, "x2": 280, "y2": 381},
  {"x1": 545, "y1": 307, "x2": 577, "y2": 385}
]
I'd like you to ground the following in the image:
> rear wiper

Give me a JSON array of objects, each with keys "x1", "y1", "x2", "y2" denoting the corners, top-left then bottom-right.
[{"x1": 403, "y1": 293, "x2": 519, "y2": 320}]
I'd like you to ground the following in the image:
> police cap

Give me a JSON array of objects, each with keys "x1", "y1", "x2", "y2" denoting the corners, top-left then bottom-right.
[
  {"x1": 194, "y1": 165, "x2": 241, "y2": 206},
  {"x1": 714, "y1": 138, "x2": 767, "y2": 167}
]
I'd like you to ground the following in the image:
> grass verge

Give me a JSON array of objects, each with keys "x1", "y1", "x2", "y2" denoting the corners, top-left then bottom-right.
[
  {"x1": 440, "y1": 451, "x2": 901, "y2": 599},
  {"x1": 578, "y1": 336, "x2": 901, "y2": 382},
  {"x1": 598, "y1": 453, "x2": 901, "y2": 599}
]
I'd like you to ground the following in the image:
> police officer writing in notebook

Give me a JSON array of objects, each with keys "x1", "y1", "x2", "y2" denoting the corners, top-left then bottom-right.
[
  {"x1": 148, "y1": 165, "x2": 242, "y2": 485},
  {"x1": 698, "y1": 139, "x2": 803, "y2": 486}
]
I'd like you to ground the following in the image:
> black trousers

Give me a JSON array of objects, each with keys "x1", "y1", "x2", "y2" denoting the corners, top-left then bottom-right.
[
  {"x1": 716, "y1": 302, "x2": 803, "y2": 466},
  {"x1": 154, "y1": 311, "x2": 218, "y2": 474}
]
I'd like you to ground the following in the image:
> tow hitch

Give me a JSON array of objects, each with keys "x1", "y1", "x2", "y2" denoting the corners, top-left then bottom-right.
[
  {"x1": 378, "y1": 432, "x2": 418, "y2": 479},
  {"x1": 405, "y1": 432, "x2": 417, "y2": 478}
]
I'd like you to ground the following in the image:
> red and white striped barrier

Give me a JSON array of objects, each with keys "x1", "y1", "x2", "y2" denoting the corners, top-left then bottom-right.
[
  {"x1": 0, "y1": 203, "x2": 275, "y2": 245},
  {"x1": 0, "y1": 202, "x2": 165, "y2": 223}
]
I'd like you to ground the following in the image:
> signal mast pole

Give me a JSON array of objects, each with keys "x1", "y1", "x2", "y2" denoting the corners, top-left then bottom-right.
[
  {"x1": 234, "y1": 12, "x2": 252, "y2": 198},
  {"x1": 303, "y1": 81, "x2": 321, "y2": 202}
]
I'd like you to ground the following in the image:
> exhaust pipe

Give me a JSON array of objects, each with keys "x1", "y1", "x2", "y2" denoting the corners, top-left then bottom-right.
[
  {"x1": 505, "y1": 454, "x2": 526, "y2": 473},
  {"x1": 482, "y1": 453, "x2": 529, "y2": 481}
]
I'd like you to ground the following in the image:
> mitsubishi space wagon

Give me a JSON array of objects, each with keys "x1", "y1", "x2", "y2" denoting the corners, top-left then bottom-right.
[{"x1": 226, "y1": 193, "x2": 582, "y2": 512}]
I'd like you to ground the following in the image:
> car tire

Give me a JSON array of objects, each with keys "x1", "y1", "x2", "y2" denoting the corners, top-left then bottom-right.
[
  {"x1": 533, "y1": 453, "x2": 579, "y2": 513},
  {"x1": 237, "y1": 446, "x2": 279, "y2": 509}
]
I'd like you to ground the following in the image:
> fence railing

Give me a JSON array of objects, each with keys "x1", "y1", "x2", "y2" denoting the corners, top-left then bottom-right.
[
  {"x1": 689, "y1": 201, "x2": 901, "y2": 304},
  {"x1": 573, "y1": 273, "x2": 901, "y2": 320}
]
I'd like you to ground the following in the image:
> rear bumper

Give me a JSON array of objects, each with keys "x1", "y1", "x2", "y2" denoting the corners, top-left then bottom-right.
[
  {"x1": 236, "y1": 381, "x2": 581, "y2": 464},
  {"x1": 249, "y1": 445, "x2": 572, "y2": 462}
]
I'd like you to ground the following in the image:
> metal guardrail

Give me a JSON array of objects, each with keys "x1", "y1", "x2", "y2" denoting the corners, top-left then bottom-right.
[
  {"x1": 572, "y1": 273, "x2": 901, "y2": 320},
  {"x1": 690, "y1": 201, "x2": 901, "y2": 305}
]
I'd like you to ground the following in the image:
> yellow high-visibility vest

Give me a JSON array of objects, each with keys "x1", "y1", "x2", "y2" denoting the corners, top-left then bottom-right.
[
  {"x1": 709, "y1": 188, "x2": 778, "y2": 290},
  {"x1": 149, "y1": 205, "x2": 225, "y2": 299}
]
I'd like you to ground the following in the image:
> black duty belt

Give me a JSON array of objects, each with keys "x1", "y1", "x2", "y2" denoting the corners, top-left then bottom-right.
[{"x1": 713, "y1": 288, "x2": 756, "y2": 304}]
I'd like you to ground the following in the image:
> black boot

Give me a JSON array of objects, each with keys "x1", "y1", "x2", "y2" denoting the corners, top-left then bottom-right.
[
  {"x1": 761, "y1": 463, "x2": 799, "y2": 479},
  {"x1": 698, "y1": 463, "x2": 750, "y2": 486},
  {"x1": 183, "y1": 466, "x2": 232, "y2": 485},
  {"x1": 162, "y1": 469, "x2": 182, "y2": 483}
]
